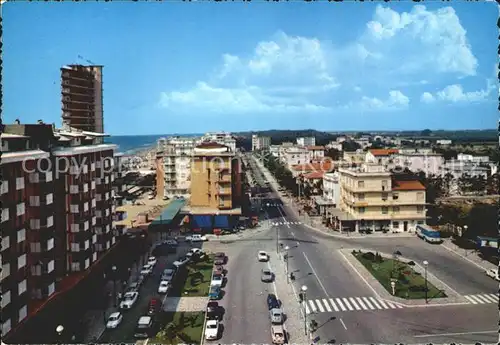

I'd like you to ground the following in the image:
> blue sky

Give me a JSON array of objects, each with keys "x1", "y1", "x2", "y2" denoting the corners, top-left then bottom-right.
[{"x1": 3, "y1": 2, "x2": 498, "y2": 135}]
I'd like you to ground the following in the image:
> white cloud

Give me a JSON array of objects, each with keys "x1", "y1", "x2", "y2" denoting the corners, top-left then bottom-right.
[
  {"x1": 159, "y1": 5, "x2": 480, "y2": 114},
  {"x1": 343, "y1": 90, "x2": 410, "y2": 111},
  {"x1": 420, "y1": 81, "x2": 496, "y2": 104}
]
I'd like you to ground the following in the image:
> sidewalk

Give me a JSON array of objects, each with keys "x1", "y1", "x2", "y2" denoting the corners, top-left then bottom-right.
[
  {"x1": 82, "y1": 263, "x2": 141, "y2": 343},
  {"x1": 441, "y1": 239, "x2": 497, "y2": 272}
]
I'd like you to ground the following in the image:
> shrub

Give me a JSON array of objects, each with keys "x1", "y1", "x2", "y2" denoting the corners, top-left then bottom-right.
[{"x1": 362, "y1": 252, "x2": 376, "y2": 261}]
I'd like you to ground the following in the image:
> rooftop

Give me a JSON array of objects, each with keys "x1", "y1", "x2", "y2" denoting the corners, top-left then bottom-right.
[
  {"x1": 291, "y1": 160, "x2": 334, "y2": 172},
  {"x1": 369, "y1": 149, "x2": 399, "y2": 156},
  {"x1": 303, "y1": 171, "x2": 325, "y2": 179},
  {"x1": 392, "y1": 179, "x2": 426, "y2": 191}
]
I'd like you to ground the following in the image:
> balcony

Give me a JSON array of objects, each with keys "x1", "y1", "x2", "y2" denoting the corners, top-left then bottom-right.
[
  {"x1": 218, "y1": 174, "x2": 231, "y2": 183},
  {"x1": 217, "y1": 189, "x2": 231, "y2": 196}
]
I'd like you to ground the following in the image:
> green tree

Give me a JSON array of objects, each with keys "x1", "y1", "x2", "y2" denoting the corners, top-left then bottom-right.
[
  {"x1": 325, "y1": 148, "x2": 342, "y2": 160},
  {"x1": 486, "y1": 173, "x2": 499, "y2": 195}
]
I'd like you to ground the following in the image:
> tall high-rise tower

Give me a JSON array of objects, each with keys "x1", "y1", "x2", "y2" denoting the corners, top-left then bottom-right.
[{"x1": 61, "y1": 65, "x2": 104, "y2": 133}]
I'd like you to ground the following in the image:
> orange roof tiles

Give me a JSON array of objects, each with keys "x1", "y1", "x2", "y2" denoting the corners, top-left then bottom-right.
[
  {"x1": 292, "y1": 160, "x2": 334, "y2": 172},
  {"x1": 307, "y1": 146, "x2": 325, "y2": 150},
  {"x1": 369, "y1": 149, "x2": 399, "y2": 156},
  {"x1": 303, "y1": 171, "x2": 325, "y2": 179},
  {"x1": 392, "y1": 180, "x2": 425, "y2": 191}
]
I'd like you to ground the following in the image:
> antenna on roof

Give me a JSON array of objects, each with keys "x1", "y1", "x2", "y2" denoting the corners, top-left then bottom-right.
[{"x1": 77, "y1": 54, "x2": 97, "y2": 65}]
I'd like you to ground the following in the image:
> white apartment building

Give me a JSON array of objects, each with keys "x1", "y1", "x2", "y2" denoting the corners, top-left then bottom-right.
[
  {"x1": 281, "y1": 146, "x2": 311, "y2": 167},
  {"x1": 269, "y1": 145, "x2": 280, "y2": 158},
  {"x1": 252, "y1": 135, "x2": 271, "y2": 151},
  {"x1": 323, "y1": 172, "x2": 340, "y2": 206},
  {"x1": 399, "y1": 148, "x2": 433, "y2": 155},
  {"x1": 457, "y1": 153, "x2": 490, "y2": 164},
  {"x1": 343, "y1": 150, "x2": 366, "y2": 164},
  {"x1": 335, "y1": 164, "x2": 427, "y2": 233},
  {"x1": 443, "y1": 160, "x2": 490, "y2": 179},
  {"x1": 390, "y1": 152, "x2": 445, "y2": 177},
  {"x1": 354, "y1": 137, "x2": 371, "y2": 149},
  {"x1": 336, "y1": 136, "x2": 348, "y2": 143},
  {"x1": 436, "y1": 139, "x2": 452, "y2": 145},
  {"x1": 160, "y1": 137, "x2": 197, "y2": 197},
  {"x1": 202, "y1": 132, "x2": 236, "y2": 152},
  {"x1": 307, "y1": 146, "x2": 325, "y2": 160},
  {"x1": 297, "y1": 137, "x2": 316, "y2": 147},
  {"x1": 365, "y1": 149, "x2": 399, "y2": 166},
  {"x1": 326, "y1": 141, "x2": 343, "y2": 151}
]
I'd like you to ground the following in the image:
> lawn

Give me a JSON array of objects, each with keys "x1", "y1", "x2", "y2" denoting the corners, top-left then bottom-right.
[
  {"x1": 151, "y1": 311, "x2": 205, "y2": 344},
  {"x1": 353, "y1": 250, "x2": 447, "y2": 300},
  {"x1": 169, "y1": 255, "x2": 214, "y2": 297}
]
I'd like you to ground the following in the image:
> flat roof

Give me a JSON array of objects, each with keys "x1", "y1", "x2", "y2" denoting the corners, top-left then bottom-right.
[{"x1": 150, "y1": 199, "x2": 187, "y2": 225}]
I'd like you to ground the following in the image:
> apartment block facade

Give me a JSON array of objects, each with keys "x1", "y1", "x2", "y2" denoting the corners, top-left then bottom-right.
[
  {"x1": 251, "y1": 135, "x2": 271, "y2": 151},
  {"x1": 297, "y1": 137, "x2": 316, "y2": 147},
  {"x1": 61, "y1": 65, "x2": 104, "y2": 133},
  {"x1": 0, "y1": 123, "x2": 117, "y2": 339},
  {"x1": 337, "y1": 164, "x2": 427, "y2": 233},
  {"x1": 201, "y1": 132, "x2": 236, "y2": 153}
]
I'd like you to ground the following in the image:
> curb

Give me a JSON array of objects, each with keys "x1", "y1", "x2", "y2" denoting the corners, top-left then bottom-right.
[{"x1": 440, "y1": 241, "x2": 494, "y2": 272}]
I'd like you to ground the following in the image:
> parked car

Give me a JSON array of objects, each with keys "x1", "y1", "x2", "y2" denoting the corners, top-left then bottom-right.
[
  {"x1": 258, "y1": 251, "x2": 269, "y2": 262},
  {"x1": 161, "y1": 268, "x2": 176, "y2": 282},
  {"x1": 486, "y1": 268, "x2": 499, "y2": 281},
  {"x1": 206, "y1": 301, "x2": 220, "y2": 320},
  {"x1": 211, "y1": 273, "x2": 224, "y2": 287},
  {"x1": 147, "y1": 256, "x2": 157, "y2": 267},
  {"x1": 261, "y1": 268, "x2": 273, "y2": 282},
  {"x1": 134, "y1": 316, "x2": 154, "y2": 339},
  {"x1": 267, "y1": 294, "x2": 279, "y2": 310},
  {"x1": 214, "y1": 252, "x2": 226, "y2": 263},
  {"x1": 163, "y1": 239, "x2": 179, "y2": 246},
  {"x1": 205, "y1": 319, "x2": 220, "y2": 340},
  {"x1": 173, "y1": 256, "x2": 190, "y2": 268},
  {"x1": 106, "y1": 312, "x2": 123, "y2": 329},
  {"x1": 214, "y1": 265, "x2": 226, "y2": 276},
  {"x1": 209, "y1": 285, "x2": 221, "y2": 300},
  {"x1": 270, "y1": 308, "x2": 284, "y2": 324},
  {"x1": 189, "y1": 248, "x2": 202, "y2": 254},
  {"x1": 140, "y1": 264, "x2": 154, "y2": 276},
  {"x1": 120, "y1": 292, "x2": 139, "y2": 310},
  {"x1": 271, "y1": 324, "x2": 286, "y2": 344},
  {"x1": 126, "y1": 282, "x2": 140, "y2": 293},
  {"x1": 214, "y1": 258, "x2": 225, "y2": 266},
  {"x1": 158, "y1": 280, "x2": 170, "y2": 294},
  {"x1": 186, "y1": 234, "x2": 207, "y2": 242},
  {"x1": 148, "y1": 298, "x2": 161, "y2": 316}
]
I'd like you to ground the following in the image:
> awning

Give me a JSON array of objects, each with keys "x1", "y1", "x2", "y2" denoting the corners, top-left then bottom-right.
[{"x1": 313, "y1": 196, "x2": 335, "y2": 206}]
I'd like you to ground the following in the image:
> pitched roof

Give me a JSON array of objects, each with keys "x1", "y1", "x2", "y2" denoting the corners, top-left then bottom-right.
[
  {"x1": 392, "y1": 180, "x2": 425, "y2": 191},
  {"x1": 291, "y1": 160, "x2": 334, "y2": 172},
  {"x1": 303, "y1": 171, "x2": 325, "y2": 179},
  {"x1": 369, "y1": 149, "x2": 399, "y2": 156},
  {"x1": 307, "y1": 146, "x2": 325, "y2": 150}
]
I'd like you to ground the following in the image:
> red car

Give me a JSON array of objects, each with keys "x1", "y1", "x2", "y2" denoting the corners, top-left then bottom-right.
[{"x1": 148, "y1": 298, "x2": 161, "y2": 316}]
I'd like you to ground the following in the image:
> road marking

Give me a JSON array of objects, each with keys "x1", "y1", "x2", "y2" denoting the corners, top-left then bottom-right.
[
  {"x1": 464, "y1": 293, "x2": 499, "y2": 304},
  {"x1": 413, "y1": 330, "x2": 498, "y2": 338},
  {"x1": 464, "y1": 295, "x2": 479, "y2": 304},
  {"x1": 302, "y1": 252, "x2": 330, "y2": 297},
  {"x1": 291, "y1": 232, "x2": 295, "y2": 237},
  {"x1": 340, "y1": 318, "x2": 348, "y2": 330},
  {"x1": 315, "y1": 299, "x2": 325, "y2": 313},
  {"x1": 348, "y1": 297, "x2": 361, "y2": 310},
  {"x1": 305, "y1": 301, "x2": 311, "y2": 315},
  {"x1": 474, "y1": 294, "x2": 492, "y2": 303},
  {"x1": 322, "y1": 299, "x2": 332, "y2": 312},
  {"x1": 336, "y1": 298, "x2": 347, "y2": 311},
  {"x1": 368, "y1": 297, "x2": 382, "y2": 309},
  {"x1": 296, "y1": 241, "x2": 300, "y2": 246},
  {"x1": 308, "y1": 300, "x2": 317, "y2": 313},
  {"x1": 337, "y1": 250, "x2": 383, "y2": 300},
  {"x1": 355, "y1": 297, "x2": 367, "y2": 309},
  {"x1": 341, "y1": 297, "x2": 353, "y2": 311},
  {"x1": 329, "y1": 298, "x2": 340, "y2": 312},
  {"x1": 375, "y1": 298, "x2": 389, "y2": 309}
]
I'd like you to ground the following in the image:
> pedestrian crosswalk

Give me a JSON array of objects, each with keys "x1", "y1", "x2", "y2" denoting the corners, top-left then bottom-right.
[
  {"x1": 304, "y1": 297, "x2": 404, "y2": 314},
  {"x1": 464, "y1": 293, "x2": 498, "y2": 304},
  {"x1": 272, "y1": 221, "x2": 302, "y2": 226}
]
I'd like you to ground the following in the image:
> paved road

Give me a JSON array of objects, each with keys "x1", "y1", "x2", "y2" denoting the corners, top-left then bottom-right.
[
  {"x1": 203, "y1": 238, "x2": 275, "y2": 344},
  {"x1": 253, "y1": 155, "x2": 499, "y2": 344},
  {"x1": 100, "y1": 242, "x2": 193, "y2": 343}
]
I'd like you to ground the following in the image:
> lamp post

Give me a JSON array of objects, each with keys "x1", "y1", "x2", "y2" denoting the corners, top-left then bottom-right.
[
  {"x1": 390, "y1": 281, "x2": 396, "y2": 295},
  {"x1": 111, "y1": 265, "x2": 117, "y2": 307},
  {"x1": 301, "y1": 285, "x2": 308, "y2": 336},
  {"x1": 423, "y1": 260, "x2": 428, "y2": 303},
  {"x1": 56, "y1": 325, "x2": 64, "y2": 341},
  {"x1": 285, "y1": 245, "x2": 290, "y2": 282}
]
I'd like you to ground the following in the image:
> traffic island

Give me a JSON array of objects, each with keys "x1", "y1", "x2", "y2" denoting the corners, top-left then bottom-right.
[
  {"x1": 169, "y1": 255, "x2": 214, "y2": 297},
  {"x1": 339, "y1": 248, "x2": 466, "y2": 306},
  {"x1": 151, "y1": 311, "x2": 205, "y2": 344},
  {"x1": 352, "y1": 250, "x2": 446, "y2": 300}
]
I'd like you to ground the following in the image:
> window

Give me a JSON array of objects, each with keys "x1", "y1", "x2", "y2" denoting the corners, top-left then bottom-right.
[
  {"x1": 392, "y1": 193, "x2": 399, "y2": 200},
  {"x1": 30, "y1": 242, "x2": 41, "y2": 253},
  {"x1": 70, "y1": 204, "x2": 79, "y2": 213},
  {"x1": 1, "y1": 291, "x2": 11, "y2": 308},
  {"x1": 382, "y1": 192, "x2": 388, "y2": 200},
  {"x1": 17, "y1": 229, "x2": 26, "y2": 243},
  {"x1": 392, "y1": 222, "x2": 399, "y2": 228},
  {"x1": 18, "y1": 279, "x2": 27, "y2": 295},
  {"x1": 30, "y1": 219, "x2": 40, "y2": 229},
  {"x1": 29, "y1": 173, "x2": 39, "y2": 184},
  {"x1": 47, "y1": 216, "x2": 54, "y2": 227},
  {"x1": 417, "y1": 220, "x2": 424, "y2": 225},
  {"x1": 358, "y1": 193, "x2": 365, "y2": 201},
  {"x1": 29, "y1": 196, "x2": 40, "y2": 207},
  {"x1": 70, "y1": 185, "x2": 79, "y2": 194},
  {"x1": 1, "y1": 263, "x2": 10, "y2": 281},
  {"x1": 18, "y1": 305, "x2": 27, "y2": 322},
  {"x1": 47, "y1": 238, "x2": 54, "y2": 250},
  {"x1": 16, "y1": 202, "x2": 25, "y2": 216},
  {"x1": 48, "y1": 282, "x2": 55, "y2": 296},
  {"x1": 382, "y1": 207, "x2": 389, "y2": 214},
  {"x1": 46, "y1": 193, "x2": 53, "y2": 205},
  {"x1": 96, "y1": 193, "x2": 102, "y2": 201},
  {"x1": 1, "y1": 208, "x2": 9, "y2": 223},
  {"x1": 2, "y1": 319, "x2": 11, "y2": 336},
  {"x1": 16, "y1": 177, "x2": 24, "y2": 190},
  {"x1": 95, "y1": 210, "x2": 102, "y2": 218},
  {"x1": 45, "y1": 171, "x2": 53, "y2": 182},
  {"x1": 71, "y1": 262, "x2": 81, "y2": 271},
  {"x1": 18, "y1": 254, "x2": 27, "y2": 269},
  {"x1": 48, "y1": 260, "x2": 55, "y2": 273},
  {"x1": 393, "y1": 206, "x2": 400, "y2": 213},
  {"x1": 92, "y1": 252, "x2": 97, "y2": 262},
  {"x1": 85, "y1": 258, "x2": 90, "y2": 269},
  {"x1": 417, "y1": 206, "x2": 424, "y2": 213},
  {"x1": 417, "y1": 192, "x2": 424, "y2": 201},
  {"x1": 83, "y1": 184, "x2": 89, "y2": 192},
  {"x1": 31, "y1": 265, "x2": 41, "y2": 276},
  {"x1": 71, "y1": 243, "x2": 80, "y2": 252},
  {"x1": 357, "y1": 181, "x2": 365, "y2": 188},
  {"x1": 358, "y1": 207, "x2": 366, "y2": 213},
  {"x1": 84, "y1": 202, "x2": 89, "y2": 212},
  {"x1": 1, "y1": 236, "x2": 10, "y2": 251},
  {"x1": 0, "y1": 180, "x2": 8, "y2": 195}
]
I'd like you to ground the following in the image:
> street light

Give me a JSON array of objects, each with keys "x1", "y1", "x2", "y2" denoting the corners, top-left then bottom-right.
[
  {"x1": 301, "y1": 285, "x2": 308, "y2": 336},
  {"x1": 56, "y1": 325, "x2": 64, "y2": 340},
  {"x1": 285, "y1": 245, "x2": 290, "y2": 282},
  {"x1": 423, "y1": 260, "x2": 428, "y2": 303},
  {"x1": 111, "y1": 265, "x2": 117, "y2": 307}
]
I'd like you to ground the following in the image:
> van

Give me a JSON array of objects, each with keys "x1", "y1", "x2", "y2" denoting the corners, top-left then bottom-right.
[{"x1": 134, "y1": 316, "x2": 153, "y2": 338}]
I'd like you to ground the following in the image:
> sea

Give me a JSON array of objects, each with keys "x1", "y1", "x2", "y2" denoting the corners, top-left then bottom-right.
[{"x1": 104, "y1": 134, "x2": 202, "y2": 155}]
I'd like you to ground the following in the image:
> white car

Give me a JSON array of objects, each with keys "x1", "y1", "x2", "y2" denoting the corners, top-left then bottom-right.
[
  {"x1": 140, "y1": 264, "x2": 154, "y2": 275},
  {"x1": 258, "y1": 251, "x2": 269, "y2": 262},
  {"x1": 205, "y1": 319, "x2": 220, "y2": 340},
  {"x1": 147, "y1": 257, "x2": 157, "y2": 267},
  {"x1": 158, "y1": 280, "x2": 170, "y2": 294},
  {"x1": 486, "y1": 268, "x2": 499, "y2": 281},
  {"x1": 189, "y1": 248, "x2": 202, "y2": 254},
  {"x1": 161, "y1": 268, "x2": 176, "y2": 282},
  {"x1": 173, "y1": 257, "x2": 190, "y2": 268},
  {"x1": 106, "y1": 312, "x2": 123, "y2": 329},
  {"x1": 186, "y1": 234, "x2": 207, "y2": 242},
  {"x1": 211, "y1": 273, "x2": 224, "y2": 287},
  {"x1": 120, "y1": 291, "x2": 139, "y2": 310}
]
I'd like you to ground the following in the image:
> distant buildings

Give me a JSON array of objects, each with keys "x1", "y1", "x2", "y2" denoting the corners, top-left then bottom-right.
[
  {"x1": 1, "y1": 122, "x2": 118, "y2": 338},
  {"x1": 307, "y1": 146, "x2": 325, "y2": 160},
  {"x1": 326, "y1": 141, "x2": 343, "y2": 151},
  {"x1": 297, "y1": 137, "x2": 316, "y2": 147},
  {"x1": 252, "y1": 135, "x2": 271, "y2": 151},
  {"x1": 280, "y1": 146, "x2": 311, "y2": 167},
  {"x1": 436, "y1": 139, "x2": 452, "y2": 146},
  {"x1": 365, "y1": 149, "x2": 399, "y2": 166},
  {"x1": 201, "y1": 132, "x2": 236, "y2": 153},
  {"x1": 61, "y1": 65, "x2": 104, "y2": 133}
]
